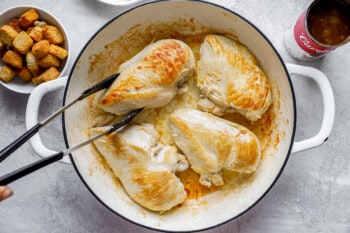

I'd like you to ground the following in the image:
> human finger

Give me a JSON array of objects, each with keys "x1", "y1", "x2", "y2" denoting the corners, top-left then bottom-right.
[{"x1": 0, "y1": 186, "x2": 13, "y2": 202}]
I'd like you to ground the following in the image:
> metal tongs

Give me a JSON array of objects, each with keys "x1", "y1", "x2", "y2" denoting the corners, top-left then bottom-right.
[{"x1": 0, "y1": 73, "x2": 142, "y2": 185}]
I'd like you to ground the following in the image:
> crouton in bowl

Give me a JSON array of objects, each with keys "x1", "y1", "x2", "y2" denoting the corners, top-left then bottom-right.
[{"x1": 0, "y1": 6, "x2": 70, "y2": 94}]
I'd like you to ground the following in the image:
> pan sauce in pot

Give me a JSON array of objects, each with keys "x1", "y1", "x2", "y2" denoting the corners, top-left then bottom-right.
[{"x1": 84, "y1": 18, "x2": 282, "y2": 208}]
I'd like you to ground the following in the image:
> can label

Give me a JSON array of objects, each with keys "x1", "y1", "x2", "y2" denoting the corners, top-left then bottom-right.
[
  {"x1": 293, "y1": 10, "x2": 335, "y2": 55},
  {"x1": 284, "y1": 25, "x2": 323, "y2": 61},
  {"x1": 285, "y1": 0, "x2": 350, "y2": 61}
]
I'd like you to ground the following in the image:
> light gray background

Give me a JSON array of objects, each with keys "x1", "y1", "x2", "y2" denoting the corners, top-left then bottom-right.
[{"x1": 0, "y1": 0, "x2": 349, "y2": 232}]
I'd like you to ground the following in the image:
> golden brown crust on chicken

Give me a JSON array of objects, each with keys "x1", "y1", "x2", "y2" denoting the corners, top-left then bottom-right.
[
  {"x1": 170, "y1": 108, "x2": 261, "y2": 187},
  {"x1": 98, "y1": 39, "x2": 195, "y2": 115},
  {"x1": 197, "y1": 34, "x2": 272, "y2": 121},
  {"x1": 91, "y1": 123, "x2": 188, "y2": 212}
]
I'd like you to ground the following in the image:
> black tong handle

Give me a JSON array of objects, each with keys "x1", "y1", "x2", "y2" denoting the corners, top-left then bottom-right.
[
  {"x1": 0, "y1": 152, "x2": 64, "y2": 186},
  {"x1": 0, "y1": 123, "x2": 41, "y2": 163},
  {"x1": 79, "y1": 73, "x2": 119, "y2": 100}
]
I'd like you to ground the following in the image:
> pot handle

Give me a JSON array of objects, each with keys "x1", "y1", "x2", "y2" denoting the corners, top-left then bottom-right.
[
  {"x1": 286, "y1": 63, "x2": 335, "y2": 153},
  {"x1": 25, "y1": 76, "x2": 71, "y2": 164}
]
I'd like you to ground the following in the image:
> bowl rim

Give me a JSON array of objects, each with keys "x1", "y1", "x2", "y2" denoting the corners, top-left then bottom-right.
[
  {"x1": 62, "y1": 0, "x2": 295, "y2": 232},
  {"x1": 95, "y1": 0, "x2": 144, "y2": 6},
  {"x1": 0, "y1": 5, "x2": 70, "y2": 94}
]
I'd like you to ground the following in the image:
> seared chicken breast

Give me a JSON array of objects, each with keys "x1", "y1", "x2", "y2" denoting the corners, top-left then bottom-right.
[
  {"x1": 91, "y1": 123, "x2": 188, "y2": 212},
  {"x1": 170, "y1": 108, "x2": 261, "y2": 187},
  {"x1": 197, "y1": 34, "x2": 271, "y2": 121},
  {"x1": 97, "y1": 39, "x2": 195, "y2": 115}
]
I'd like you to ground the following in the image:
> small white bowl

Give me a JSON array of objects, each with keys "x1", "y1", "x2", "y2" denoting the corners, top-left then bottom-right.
[{"x1": 0, "y1": 5, "x2": 70, "y2": 94}]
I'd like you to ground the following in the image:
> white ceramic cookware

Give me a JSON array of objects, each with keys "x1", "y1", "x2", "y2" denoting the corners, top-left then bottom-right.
[{"x1": 25, "y1": 1, "x2": 334, "y2": 232}]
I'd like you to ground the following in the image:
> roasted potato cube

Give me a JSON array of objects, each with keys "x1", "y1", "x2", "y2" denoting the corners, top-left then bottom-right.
[
  {"x1": 17, "y1": 67, "x2": 33, "y2": 82},
  {"x1": 49, "y1": 44, "x2": 68, "y2": 60},
  {"x1": 43, "y1": 25, "x2": 64, "y2": 45},
  {"x1": 9, "y1": 18, "x2": 22, "y2": 33},
  {"x1": 18, "y1": 9, "x2": 40, "y2": 29},
  {"x1": 28, "y1": 26, "x2": 43, "y2": 42},
  {"x1": 26, "y1": 51, "x2": 41, "y2": 76},
  {"x1": 0, "y1": 40, "x2": 5, "y2": 51},
  {"x1": 32, "y1": 40, "x2": 50, "y2": 58},
  {"x1": 32, "y1": 67, "x2": 60, "y2": 85},
  {"x1": 37, "y1": 53, "x2": 60, "y2": 68},
  {"x1": 0, "y1": 49, "x2": 6, "y2": 59},
  {"x1": 0, "y1": 65, "x2": 16, "y2": 82},
  {"x1": 2, "y1": 50, "x2": 23, "y2": 69},
  {"x1": 34, "y1": 21, "x2": 47, "y2": 28},
  {"x1": 13, "y1": 31, "x2": 33, "y2": 54},
  {"x1": 0, "y1": 25, "x2": 19, "y2": 46}
]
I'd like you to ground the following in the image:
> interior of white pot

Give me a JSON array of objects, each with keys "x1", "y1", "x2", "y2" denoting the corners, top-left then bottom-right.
[{"x1": 62, "y1": 1, "x2": 296, "y2": 231}]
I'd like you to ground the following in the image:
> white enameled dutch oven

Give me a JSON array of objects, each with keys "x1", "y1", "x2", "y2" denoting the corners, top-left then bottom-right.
[{"x1": 25, "y1": 1, "x2": 335, "y2": 232}]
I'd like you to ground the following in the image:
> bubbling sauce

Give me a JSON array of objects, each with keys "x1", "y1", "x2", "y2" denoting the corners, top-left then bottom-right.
[{"x1": 307, "y1": 0, "x2": 350, "y2": 46}]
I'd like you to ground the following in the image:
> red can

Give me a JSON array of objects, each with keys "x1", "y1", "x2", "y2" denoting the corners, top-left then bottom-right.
[{"x1": 285, "y1": 0, "x2": 350, "y2": 61}]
